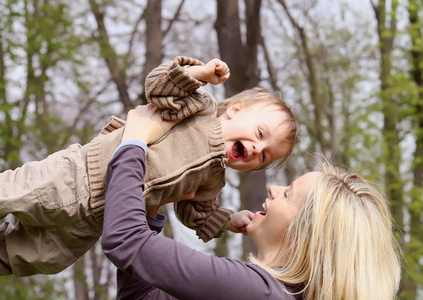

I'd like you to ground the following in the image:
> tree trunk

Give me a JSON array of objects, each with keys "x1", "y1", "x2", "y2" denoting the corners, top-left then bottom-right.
[
  {"x1": 215, "y1": 0, "x2": 264, "y2": 258},
  {"x1": 139, "y1": 0, "x2": 163, "y2": 104},
  {"x1": 372, "y1": 0, "x2": 408, "y2": 296},
  {"x1": 73, "y1": 257, "x2": 89, "y2": 300},
  {"x1": 402, "y1": 1, "x2": 423, "y2": 297},
  {"x1": 215, "y1": 0, "x2": 246, "y2": 95}
]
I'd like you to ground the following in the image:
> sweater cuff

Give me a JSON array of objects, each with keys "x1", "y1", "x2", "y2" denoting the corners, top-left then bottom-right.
[
  {"x1": 197, "y1": 207, "x2": 234, "y2": 242},
  {"x1": 168, "y1": 56, "x2": 207, "y2": 91}
]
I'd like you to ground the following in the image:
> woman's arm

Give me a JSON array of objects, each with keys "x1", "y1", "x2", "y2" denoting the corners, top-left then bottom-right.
[
  {"x1": 115, "y1": 212, "x2": 168, "y2": 300},
  {"x1": 102, "y1": 145, "x2": 292, "y2": 300}
]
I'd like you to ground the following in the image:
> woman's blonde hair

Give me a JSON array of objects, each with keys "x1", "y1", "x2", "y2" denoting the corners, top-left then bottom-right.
[
  {"x1": 217, "y1": 87, "x2": 299, "y2": 170},
  {"x1": 249, "y1": 161, "x2": 401, "y2": 300}
]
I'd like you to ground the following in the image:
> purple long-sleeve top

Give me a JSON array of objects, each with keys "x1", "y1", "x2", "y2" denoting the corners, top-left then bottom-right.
[{"x1": 102, "y1": 145, "x2": 297, "y2": 300}]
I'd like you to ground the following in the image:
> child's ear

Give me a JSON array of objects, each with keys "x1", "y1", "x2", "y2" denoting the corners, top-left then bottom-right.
[{"x1": 226, "y1": 101, "x2": 243, "y2": 119}]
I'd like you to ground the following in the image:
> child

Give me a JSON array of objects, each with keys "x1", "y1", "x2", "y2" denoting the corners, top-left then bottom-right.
[{"x1": 0, "y1": 56, "x2": 299, "y2": 276}]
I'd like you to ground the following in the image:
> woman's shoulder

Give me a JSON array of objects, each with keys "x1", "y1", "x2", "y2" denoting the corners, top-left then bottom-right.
[{"x1": 219, "y1": 260, "x2": 300, "y2": 300}]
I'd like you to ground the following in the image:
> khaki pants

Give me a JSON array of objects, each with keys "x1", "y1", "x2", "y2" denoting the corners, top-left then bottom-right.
[{"x1": 0, "y1": 144, "x2": 102, "y2": 276}]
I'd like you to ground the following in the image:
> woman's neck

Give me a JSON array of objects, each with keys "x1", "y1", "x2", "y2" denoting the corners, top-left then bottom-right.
[{"x1": 256, "y1": 245, "x2": 278, "y2": 264}]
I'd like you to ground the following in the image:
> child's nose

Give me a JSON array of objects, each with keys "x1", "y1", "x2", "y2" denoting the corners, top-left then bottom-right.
[{"x1": 252, "y1": 143, "x2": 263, "y2": 156}]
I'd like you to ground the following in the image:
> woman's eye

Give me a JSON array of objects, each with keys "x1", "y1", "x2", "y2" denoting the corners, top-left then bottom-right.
[
  {"x1": 284, "y1": 190, "x2": 288, "y2": 198},
  {"x1": 261, "y1": 152, "x2": 265, "y2": 162}
]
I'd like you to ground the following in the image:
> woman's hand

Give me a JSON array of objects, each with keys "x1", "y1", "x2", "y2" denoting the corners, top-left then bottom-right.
[{"x1": 122, "y1": 104, "x2": 179, "y2": 145}]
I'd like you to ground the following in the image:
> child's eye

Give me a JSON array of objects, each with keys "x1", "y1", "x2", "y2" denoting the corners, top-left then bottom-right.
[
  {"x1": 258, "y1": 129, "x2": 263, "y2": 139},
  {"x1": 261, "y1": 152, "x2": 265, "y2": 162},
  {"x1": 284, "y1": 190, "x2": 288, "y2": 198}
]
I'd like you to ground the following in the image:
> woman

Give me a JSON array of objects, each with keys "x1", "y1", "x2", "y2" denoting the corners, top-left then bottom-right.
[{"x1": 102, "y1": 105, "x2": 401, "y2": 300}]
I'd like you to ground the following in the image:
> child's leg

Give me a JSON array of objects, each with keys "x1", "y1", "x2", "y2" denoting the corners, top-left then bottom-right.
[
  {"x1": 0, "y1": 144, "x2": 89, "y2": 225},
  {"x1": 0, "y1": 213, "x2": 101, "y2": 276},
  {"x1": 0, "y1": 117, "x2": 125, "y2": 275},
  {"x1": 0, "y1": 215, "x2": 14, "y2": 275},
  {"x1": 0, "y1": 143, "x2": 102, "y2": 276}
]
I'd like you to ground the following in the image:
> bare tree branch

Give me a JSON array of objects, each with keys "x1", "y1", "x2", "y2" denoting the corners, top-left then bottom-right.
[
  {"x1": 163, "y1": 0, "x2": 186, "y2": 38},
  {"x1": 89, "y1": 0, "x2": 132, "y2": 111}
]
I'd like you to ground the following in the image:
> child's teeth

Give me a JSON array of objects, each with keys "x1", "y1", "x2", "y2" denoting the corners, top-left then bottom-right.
[{"x1": 262, "y1": 202, "x2": 267, "y2": 211}]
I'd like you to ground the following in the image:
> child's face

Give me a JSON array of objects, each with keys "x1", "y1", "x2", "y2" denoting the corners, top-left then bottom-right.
[{"x1": 219, "y1": 101, "x2": 291, "y2": 171}]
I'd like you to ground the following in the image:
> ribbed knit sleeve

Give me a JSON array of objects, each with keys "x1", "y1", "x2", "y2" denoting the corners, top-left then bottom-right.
[
  {"x1": 174, "y1": 199, "x2": 233, "y2": 242},
  {"x1": 145, "y1": 56, "x2": 210, "y2": 121}
]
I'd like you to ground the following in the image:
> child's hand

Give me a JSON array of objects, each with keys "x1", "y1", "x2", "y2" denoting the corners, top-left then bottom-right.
[
  {"x1": 122, "y1": 104, "x2": 179, "y2": 145},
  {"x1": 228, "y1": 210, "x2": 254, "y2": 235},
  {"x1": 187, "y1": 59, "x2": 230, "y2": 85}
]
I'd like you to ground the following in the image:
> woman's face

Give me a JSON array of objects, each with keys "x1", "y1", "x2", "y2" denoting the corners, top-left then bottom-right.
[{"x1": 246, "y1": 171, "x2": 322, "y2": 251}]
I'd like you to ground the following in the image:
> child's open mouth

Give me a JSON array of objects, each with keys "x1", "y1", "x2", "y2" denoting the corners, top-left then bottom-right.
[{"x1": 230, "y1": 141, "x2": 247, "y2": 160}]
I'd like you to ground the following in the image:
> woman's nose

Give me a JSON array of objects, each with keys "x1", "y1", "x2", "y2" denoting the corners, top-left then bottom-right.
[{"x1": 268, "y1": 185, "x2": 279, "y2": 199}]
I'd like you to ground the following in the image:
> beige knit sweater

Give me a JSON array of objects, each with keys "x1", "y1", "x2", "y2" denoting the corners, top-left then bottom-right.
[{"x1": 87, "y1": 56, "x2": 233, "y2": 242}]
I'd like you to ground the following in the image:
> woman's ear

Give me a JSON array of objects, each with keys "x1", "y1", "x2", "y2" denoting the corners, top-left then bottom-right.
[{"x1": 226, "y1": 100, "x2": 243, "y2": 119}]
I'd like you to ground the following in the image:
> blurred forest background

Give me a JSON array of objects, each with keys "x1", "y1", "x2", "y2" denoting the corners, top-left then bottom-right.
[{"x1": 0, "y1": 0, "x2": 422, "y2": 299}]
